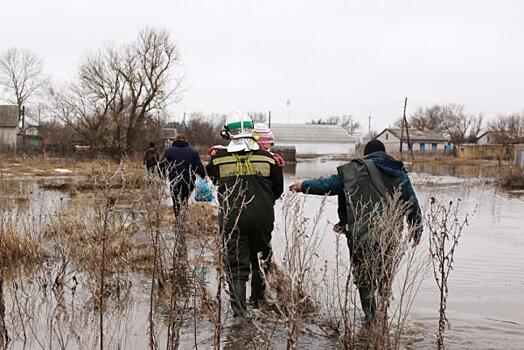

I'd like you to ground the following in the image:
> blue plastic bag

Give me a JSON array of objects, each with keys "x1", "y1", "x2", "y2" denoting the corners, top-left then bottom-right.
[{"x1": 194, "y1": 178, "x2": 214, "y2": 202}]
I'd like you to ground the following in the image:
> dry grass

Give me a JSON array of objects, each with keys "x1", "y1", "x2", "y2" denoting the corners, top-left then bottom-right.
[
  {"x1": 0, "y1": 224, "x2": 48, "y2": 269},
  {"x1": 1, "y1": 156, "x2": 145, "y2": 183},
  {"x1": 496, "y1": 167, "x2": 524, "y2": 190}
]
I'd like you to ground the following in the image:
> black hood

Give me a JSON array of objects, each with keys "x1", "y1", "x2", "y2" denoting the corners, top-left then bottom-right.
[{"x1": 172, "y1": 139, "x2": 189, "y2": 148}]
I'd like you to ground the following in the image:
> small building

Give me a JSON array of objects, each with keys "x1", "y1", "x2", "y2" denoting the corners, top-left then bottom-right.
[
  {"x1": 0, "y1": 105, "x2": 19, "y2": 148},
  {"x1": 271, "y1": 123, "x2": 356, "y2": 156},
  {"x1": 376, "y1": 128, "x2": 451, "y2": 155},
  {"x1": 456, "y1": 144, "x2": 512, "y2": 160},
  {"x1": 161, "y1": 128, "x2": 177, "y2": 149}
]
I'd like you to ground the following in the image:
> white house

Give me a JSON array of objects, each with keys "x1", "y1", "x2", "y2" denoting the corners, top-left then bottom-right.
[
  {"x1": 376, "y1": 128, "x2": 451, "y2": 154},
  {"x1": 271, "y1": 123, "x2": 356, "y2": 156},
  {"x1": 0, "y1": 105, "x2": 18, "y2": 148}
]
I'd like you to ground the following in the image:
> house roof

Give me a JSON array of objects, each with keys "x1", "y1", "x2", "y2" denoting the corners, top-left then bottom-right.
[
  {"x1": 271, "y1": 123, "x2": 356, "y2": 143},
  {"x1": 0, "y1": 105, "x2": 18, "y2": 128},
  {"x1": 378, "y1": 128, "x2": 449, "y2": 142}
]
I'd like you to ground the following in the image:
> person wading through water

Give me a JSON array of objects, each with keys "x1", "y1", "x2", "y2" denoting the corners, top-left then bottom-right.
[
  {"x1": 160, "y1": 134, "x2": 206, "y2": 217},
  {"x1": 206, "y1": 113, "x2": 283, "y2": 318},
  {"x1": 290, "y1": 139, "x2": 422, "y2": 327}
]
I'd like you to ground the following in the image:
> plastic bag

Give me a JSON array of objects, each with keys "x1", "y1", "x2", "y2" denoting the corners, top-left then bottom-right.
[{"x1": 194, "y1": 177, "x2": 215, "y2": 202}]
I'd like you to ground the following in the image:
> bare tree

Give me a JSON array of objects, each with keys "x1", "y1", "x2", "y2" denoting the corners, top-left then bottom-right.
[
  {"x1": 49, "y1": 27, "x2": 183, "y2": 154},
  {"x1": 0, "y1": 48, "x2": 47, "y2": 124},
  {"x1": 339, "y1": 115, "x2": 361, "y2": 135},
  {"x1": 247, "y1": 111, "x2": 267, "y2": 124},
  {"x1": 410, "y1": 104, "x2": 484, "y2": 144},
  {"x1": 465, "y1": 114, "x2": 484, "y2": 143},
  {"x1": 487, "y1": 113, "x2": 524, "y2": 143},
  {"x1": 183, "y1": 113, "x2": 225, "y2": 149},
  {"x1": 113, "y1": 28, "x2": 183, "y2": 152},
  {"x1": 309, "y1": 115, "x2": 361, "y2": 135}
]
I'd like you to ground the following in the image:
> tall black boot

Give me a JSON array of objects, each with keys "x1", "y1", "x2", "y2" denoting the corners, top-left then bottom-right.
[
  {"x1": 250, "y1": 271, "x2": 266, "y2": 309},
  {"x1": 358, "y1": 284, "x2": 376, "y2": 326},
  {"x1": 229, "y1": 280, "x2": 247, "y2": 317}
]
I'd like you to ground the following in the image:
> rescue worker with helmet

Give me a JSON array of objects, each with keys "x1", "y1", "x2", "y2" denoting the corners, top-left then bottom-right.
[{"x1": 206, "y1": 113, "x2": 284, "y2": 317}]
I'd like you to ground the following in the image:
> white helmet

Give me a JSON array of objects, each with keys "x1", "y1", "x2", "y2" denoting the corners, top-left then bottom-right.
[{"x1": 224, "y1": 113, "x2": 259, "y2": 152}]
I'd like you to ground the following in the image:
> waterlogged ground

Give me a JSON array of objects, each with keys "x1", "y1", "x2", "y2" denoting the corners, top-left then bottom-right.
[
  {"x1": 282, "y1": 158, "x2": 524, "y2": 350},
  {"x1": 2, "y1": 158, "x2": 524, "y2": 349}
]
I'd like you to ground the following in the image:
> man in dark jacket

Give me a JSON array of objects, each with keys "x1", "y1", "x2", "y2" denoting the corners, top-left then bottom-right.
[
  {"x1": 160, "y1": 134, "x2": 206, "y2": 216},
  {"x1": 290, "y1": 140, "x2": 422, "y2": 326},
  {"x1": 206, "y1": 114, "x2": 284, "y2": 317}
]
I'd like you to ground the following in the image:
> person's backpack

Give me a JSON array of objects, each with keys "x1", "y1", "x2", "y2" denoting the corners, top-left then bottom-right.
[{"x1": 336, "y1": 159, "x2": 388, "y2": 239}]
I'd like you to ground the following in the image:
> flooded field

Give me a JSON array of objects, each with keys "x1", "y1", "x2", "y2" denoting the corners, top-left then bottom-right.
[
  {"x1": 1, "y1": 158, "x2": 523, "y2": 349},
  {"x1": 283, "y1": 158, "x2": 524, "y2": 350}
]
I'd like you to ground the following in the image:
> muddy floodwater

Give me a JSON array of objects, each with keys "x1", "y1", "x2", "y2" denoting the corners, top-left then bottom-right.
[{"x1": 3, "y1": 158, "x2": 524, "y2": 349}]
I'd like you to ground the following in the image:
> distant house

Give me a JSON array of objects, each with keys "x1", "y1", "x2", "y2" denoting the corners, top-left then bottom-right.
[
  {"x1": 271, "y1": 123, "x2": 356, "y2": 156},
  {"x1": 375, "y1": 128, "x2": 451, "y2": 154},
  {"x1": 161, "y1": 128, "x2": 177, "y2": 149},
  {"x1": 0, "y1": 105, "x2": 19, "y2": 148},
  {"x1": 476, "y1": 131, "x2": 496, "y2": 145}
]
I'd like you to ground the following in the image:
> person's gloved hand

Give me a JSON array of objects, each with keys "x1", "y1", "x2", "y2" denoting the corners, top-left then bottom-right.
[
  {"x1": 410, "y1": 226, "x2": 423, "y2": 247},
  {"x1": 289, "y1": 181, "x2": 303, "y2": 192},
  {"x1": 272, "y1": 153, "x2": 286, "y2": 168}
]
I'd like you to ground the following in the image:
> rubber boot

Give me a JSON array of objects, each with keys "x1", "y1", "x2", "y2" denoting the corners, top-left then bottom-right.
[
  {"x1": 358, "y1": 284, "x2": 376, "y2": 327},
  {"x1": 250, "y1": 271, "x2": 265, "y2": 309},
  {"x1": 229, "y1": 280, "x2": 247, "y2": 317}
]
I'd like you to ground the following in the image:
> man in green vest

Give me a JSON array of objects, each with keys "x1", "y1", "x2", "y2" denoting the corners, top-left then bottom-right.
[
  {"x1": 206, "y1": 113, "x2": 284, "y2": 317},
  {"x1": 289, "y1": 140, "x2": 422, "y2": 327}
]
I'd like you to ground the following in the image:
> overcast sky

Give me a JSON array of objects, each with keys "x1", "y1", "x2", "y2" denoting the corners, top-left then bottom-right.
[{"x1": 2, "y1": 0, "x2": 523, "y2": 131}]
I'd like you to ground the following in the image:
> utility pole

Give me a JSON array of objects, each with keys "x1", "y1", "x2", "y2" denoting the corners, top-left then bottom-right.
[
  {"x1": 268, "y1": 110, "x2": 272, "y2": 128},
  {"x1": 21, "y1": 105, "x2": 25, "y2": 132},
  {"x1": 286, "y1": 94, "x2": 291, "y2": 124},
  {"x1": 400, "y1": 97, "x2": 414, "y2": 160},
  {"x1": 368, "y1": 114, "x2": 372, "y2": 140}
]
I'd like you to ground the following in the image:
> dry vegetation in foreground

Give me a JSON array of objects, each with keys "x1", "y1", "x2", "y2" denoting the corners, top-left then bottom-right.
[{"x1": 0, "y1": 160, "x2": 477, "y2": 350}]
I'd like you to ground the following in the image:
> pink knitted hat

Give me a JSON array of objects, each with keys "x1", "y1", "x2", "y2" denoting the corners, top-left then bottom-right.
[{"x1": 254, "y1": 123, "x2": 274, "y2": 144}]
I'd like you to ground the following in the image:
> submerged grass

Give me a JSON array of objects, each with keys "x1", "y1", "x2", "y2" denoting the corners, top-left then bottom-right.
[
  {"x1": 496, "y1": 167, "x2": 524, "y2": 190},
  {"x1": 0, "y1": 224, "x2": 48, "y2": 269}
]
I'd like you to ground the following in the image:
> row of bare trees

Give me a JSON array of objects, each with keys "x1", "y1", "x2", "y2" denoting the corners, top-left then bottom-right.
[
  {"x1": 402, "y1": 104, "x2": 484, "y2": 144},
  {"x1": 401, "y1": 103, "x2": 524, "y2": 144},
  {"x1": 0, "y1": 28, "x2": 182, "y2": 155},
  {"x1": 309, "y1": 115, "x2": 361, "y2": 135},
  {"x1": 486, "y1": 113, "x2": 524, "y2": 143}
]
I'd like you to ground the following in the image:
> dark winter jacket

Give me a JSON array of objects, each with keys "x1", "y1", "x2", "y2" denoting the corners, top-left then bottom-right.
[
  {"x1": 302, "y1": 151, "x2": 422, "y2": 237},
  {"x1": 144, "y1": 146, "x2": 159, "y2": 167},
  {"x1": 160, "y1": 140, "x2": 206, "y2": 188},
  {"x1": 206, "y1": 148, "x2": 284, "y2": 232}
]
